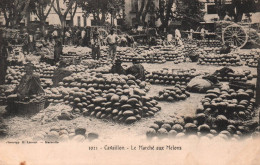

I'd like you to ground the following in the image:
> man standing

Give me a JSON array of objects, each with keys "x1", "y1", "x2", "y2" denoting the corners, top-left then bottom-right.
[
  {"x1": 91, "y1": 28, "x2": 101, "y2": 60},
  {"x1": 200, "y1": 26, "x2": 205, "y2": 40},
  {"x1": 188, "y1": 28, "x2": 194, "y2": 40},
  {"x1": 54, "y1": 38, "x2": 62, "y2": 64},
  {"x1": 81, "y1": 28, "x2": 86, "y2": 46},
  {"x1": 175, "y1": 28, "x2": 181, "y2": 45},
  {"x1": 106, "y1": 29, "x2": 119, "y2": 63}
]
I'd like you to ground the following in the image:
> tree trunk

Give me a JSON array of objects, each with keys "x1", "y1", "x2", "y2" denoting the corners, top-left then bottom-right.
[
  {"x1": 158, "y1": 0, "x2": 165, "y2": 28},
  {"x1": 136, "y1": 0, "x2": 146, "y2": 25},
  {"x1": 3, "y1": 9, "x2": 10, "y2": 27},
  {"x1": 142, "y1": 0, "x2": 152, "y2": 25},
  {"x1": 40, "y1": 18, "x2": 46, "y2": 35},
  {"x1": 70, "y1": 14, "x2": 74, "y2": 27},
  {"x1": 60, "y1": 16, "x2": 66, "y2": 45},
  {"x1": 162, "y1": 0, "x2": 174, "y2": 29},
  {"x1": 5, "y1": 20, "x2": 10, "y2": 27},
  {"x1": 101, "y1": 11, "x2": 106, "y2": 26}
]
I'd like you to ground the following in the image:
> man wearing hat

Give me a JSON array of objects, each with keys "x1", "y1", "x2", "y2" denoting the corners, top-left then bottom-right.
[
  {"x1": 14, "y1": 62, "x2": 44, "y2": 100},
  {"x1": 110, "y1": 59, "x2": 126, "y2": 75},
  {"x1": 220, "y1": 42, "x2": 231, "y2": 54},
  {"x1": 126, "y1": 58, "x2": 146, "y2": 81},
  {"x1": 106, "y1": 29, "x2": 119, "y2": 63},
  {"x1": 54, "y1": 38, "x2": 62, "y2": 64},
  {"x1": 91, "y1": 28, "x2": 101, "y2": 60}
]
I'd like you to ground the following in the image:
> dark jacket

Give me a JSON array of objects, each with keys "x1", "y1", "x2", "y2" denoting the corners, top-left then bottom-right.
[
  {"x1": 110, "y1": 64, "x2": 126, "y2": 75},
  {"x1": 126, "y1": 64, "x2": 145, "y2": 81}
]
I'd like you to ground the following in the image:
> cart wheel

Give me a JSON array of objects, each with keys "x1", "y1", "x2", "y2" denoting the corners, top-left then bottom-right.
[{"x1": 222, "y1": 24, "x2": 248, "y2": 48}]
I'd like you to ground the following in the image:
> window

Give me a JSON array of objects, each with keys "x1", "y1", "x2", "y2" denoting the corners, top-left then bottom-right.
[
  {"x1": 77, "y1": 16, "x2": 81, "y2": 27},
  {"x1": 131, "y1": 0, "x2": 138, "y2": 12},
  {"x1": 91, "y1": 20, "x2": 97, "y2": 26},
  {"x1": 83, "y1": 16, "x2": 86, "y2": 27},
  {"x1": 117, "y1": 19, "x2": 124, "y2": 26},
  {"x1": 207, "y1": 4, "x2": 217, "y2": 14},
  {"x1": 132, "y1": 18, "x2": 137, "y2": 26}
]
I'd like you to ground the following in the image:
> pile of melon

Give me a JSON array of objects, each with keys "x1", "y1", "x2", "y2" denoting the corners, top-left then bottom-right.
[
  {"x1": 36, "y1": 63, "x2": 57, "y2": 79},
  {"x1": 198, "y1": 53, "x2": 242, "y2": 66},
  {"x1": 146, "y1": 113, "x2": 257, "y2": 140},
  {"x1": 246, "y1": 57, "x2": 259, "y2": 68},
  {"x1": 45, "y1": 72, "x2": 161, "y2": 124},
  {"x1": 155, "y1": 85, "x2": 190, "y2": 102},
  {"x1": 215, "y1": 70, "x2": 253, "y2": 82},
  {"x1": 146, "y1": 86, "x2": 257, "y2": 140},
  {"x1": 0, "y1": 86, "x2": 7, "y2": 105},
  {"x1": 5, "y1": 64, "x2": 55, "y2": 89},
  {"x1": 5, "y1": 66, "x2": 25, "y2": 85},
  {"x1": 157, "y1": 49, "x2": 184, "y2": 63},
  {"x1": 198, "y1": 40, "x2": 222, "y2": 48},
  {"x1": 32, "y1": 126, "x2": 99, "y2": 142},
  {"x1": 146, "y1": 69, "x2": 199, "y2": 86},
  {"x1": 239, "y1": 49, "x2": 260, "y2": 64},
  {"x1": 200, "y1": 87, "x2": 256, "y2": 121},
  {"x1": 66, "y1": 65, "x2": 88, "y2": 73},
  {"x1": 239, "y1": 53, "x2": 256, "y2": 62}
]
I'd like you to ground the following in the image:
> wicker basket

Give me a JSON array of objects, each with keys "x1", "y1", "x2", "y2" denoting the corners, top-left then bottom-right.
[{"x1": 12, "y1": 98, "x2": 45, "y2": 115}]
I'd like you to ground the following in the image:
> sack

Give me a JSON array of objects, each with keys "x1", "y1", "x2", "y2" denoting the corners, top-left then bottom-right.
[{"x1": 187, "y1": 77, "x2": 213, "y2": 93}]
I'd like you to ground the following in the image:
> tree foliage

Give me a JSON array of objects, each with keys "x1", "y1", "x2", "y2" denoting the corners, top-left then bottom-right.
[
  {"x1": 30, "y1": 0, "x2": 54, "y2": 25},
  {"x1": 156, "y1": 0, "x2": 203, "y2": 29},
  {"x1": 134, "y1": 0, "x2": 155, "y2": 26},
  {"x1": 231, "y1": 0, "x2": 256, "y2": 22},
  {"x1": 173, "y1": 0, "x2": 204, "y2": 29},
  {"x1": 0, "y1": 0, "x2": 32, "y2": 27},
  {"x1": 53, "y1": 0, "x2": 77, "y2": 43},
  {"x1": 214, "y1": 0, "x2": 257, "y2": 22},
  {"x1": 156, "y1": 0, "x2": 175, "y2": 29},
  {"x1": 78, "y1": 0, "x2": 124, "y2": 26}
]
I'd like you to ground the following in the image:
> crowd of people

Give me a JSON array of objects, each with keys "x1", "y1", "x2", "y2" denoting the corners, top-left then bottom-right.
[{"x1": 1, "y1": 23, "x2": 236, "y2": 88}]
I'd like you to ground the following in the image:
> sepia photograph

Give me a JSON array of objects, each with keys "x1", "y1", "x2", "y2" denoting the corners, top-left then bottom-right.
[{"x1": 0, "y1": 0, "x2": 260, "y2": 164}]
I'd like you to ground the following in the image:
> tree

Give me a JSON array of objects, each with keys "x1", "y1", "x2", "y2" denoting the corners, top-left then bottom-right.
[
  {"x1": 156, "y1": 0, "x2": 175, "y2": 29},
  {"x1": 133, "y1": 0, "x2": 155, "y2": 26},
  {"x1": 107, "y1": 0, "x2": 124, "y2": 26},
  {"x1": 214, "y1": 0, "x2": 226, "y2": 20},
  {"x1": 0, "y1": 0, "x2": 32, "y2": 27},
  {"x1": 68, "y1": 0, "x2": 78, "y2": 26},
  {"x1": 214, "y1": 0, "x2": 256, "y2": 22},
  {"x1": 231, "y1": 0, "x2": 256, "y2": 22},
  {"x1": 173, "y1": 0, "x2": 204, "y2": 29},
  {"x1": 30, "y1": 0, "x2": 54, "y2": 31},
  {"x1": 53, "y1": 0, "x2": 76, "y2": 43},
  {"x1": 78, "y1": 0, "x2": 124, "y2": 26}
]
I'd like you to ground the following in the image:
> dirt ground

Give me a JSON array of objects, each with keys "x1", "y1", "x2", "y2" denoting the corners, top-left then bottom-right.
[{"x1": 0, "y1": 59, "x2": 258, "y2": 141}]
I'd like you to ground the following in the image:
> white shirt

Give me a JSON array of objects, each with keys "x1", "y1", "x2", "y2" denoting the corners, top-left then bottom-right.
[
  {"x1": 29, "y1": 35, "x2": 34, "y2": 42},
  {"x1": 188, "y1": 29, "x2": 194, "y2": 39},
  {"x1": 201, "y1": 28, "x2": 206, "y2": 37},
  {"x1": 81, "y1": 30, "x2": 86, "y2": 38},
  {"x1": 106, "y1": 34, "x2": 119, "y2": 45},
  {"x1": 65, "y1": 31, "x2": 71, "y2": 37},
  {"x1": 167, "y1": 34, "x2": 173, "y2": 42},
  {"x1": 175, "y1": 29, "x2": 181, "y2": 39}
]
